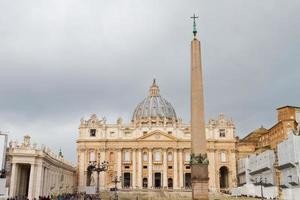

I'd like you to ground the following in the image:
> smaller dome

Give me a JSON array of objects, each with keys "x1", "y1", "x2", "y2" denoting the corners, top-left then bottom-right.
[{"x1": 132, "y1": 79, "x2": 177, "y2": 123}]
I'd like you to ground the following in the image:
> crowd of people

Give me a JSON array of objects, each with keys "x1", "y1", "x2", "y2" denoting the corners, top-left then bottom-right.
[{"x1": 6, "y1": 193, "x2": 93, "y2": 200}]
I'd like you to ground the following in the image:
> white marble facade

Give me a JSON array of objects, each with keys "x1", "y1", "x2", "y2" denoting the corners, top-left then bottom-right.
[
  {"x1": 77, "y1": 81, "x2": 238, "y2": 192},
  {"x1": 6, "y1": 135, "x2": 76, "y2": 200}
]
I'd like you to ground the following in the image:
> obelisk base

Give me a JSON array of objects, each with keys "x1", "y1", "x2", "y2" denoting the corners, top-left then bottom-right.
[{"x1": 191, "y1": 164, "x2": 209, "y2": 200}]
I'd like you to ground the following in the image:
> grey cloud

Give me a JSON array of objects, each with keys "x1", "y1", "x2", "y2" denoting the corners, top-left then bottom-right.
[{"x1": 0, "y1": 0, "x2": 300, "y2": 162}]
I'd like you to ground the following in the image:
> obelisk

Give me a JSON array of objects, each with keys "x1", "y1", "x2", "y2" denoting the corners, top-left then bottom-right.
[{"x1": 190, "y1": 14, "x2": 209, "y2": 200}]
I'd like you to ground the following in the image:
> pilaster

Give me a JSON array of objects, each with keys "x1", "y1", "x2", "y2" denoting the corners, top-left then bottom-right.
[
  {"x1": 148, "y1": 148, "x2": 153, "y2": 188},
  {"x1": 132, "y1": 148, "x2": 137, "y2": 188},
  {"x1": 163, "y1": 149, "x2": 168, "y2": 188}
]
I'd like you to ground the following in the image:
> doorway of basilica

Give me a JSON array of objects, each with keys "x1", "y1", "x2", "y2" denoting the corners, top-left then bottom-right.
[
  {"x1": 123, "y1": 172, "x2": 131, "y2": 188},
  {"x1": 143, "y1": 178, "x2": 148, "y2": 188},
  {"x1": 168, "y1": 178, "x2": 173, "y2": 189},
  {"x1": 154, "y1": 173, "x2": 161, "y2": 188},
  {"x1": 219, "y1": 166, "x2": 229, "y2": 190},
  {"x1": 184, "y1": 173, "x2": 191, "y2": 189}
]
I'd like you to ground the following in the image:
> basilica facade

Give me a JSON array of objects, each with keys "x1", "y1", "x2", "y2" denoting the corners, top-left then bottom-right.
[{"x1": 76, "y1": 80, "x2": 237, "y2": 192}]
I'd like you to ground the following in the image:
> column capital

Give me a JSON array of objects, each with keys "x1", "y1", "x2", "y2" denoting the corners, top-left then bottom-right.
[
  {"x1": 177, "y1": 148, "x2": 183, "y2": 152},
  {"x1": 116, "y1": 148, "x2": 122, "y2": 151}
]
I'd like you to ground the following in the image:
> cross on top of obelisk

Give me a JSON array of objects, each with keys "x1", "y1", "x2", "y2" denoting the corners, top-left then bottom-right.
[{"x1": 190, "y1": 14, "x2": 198, "y2": 37}]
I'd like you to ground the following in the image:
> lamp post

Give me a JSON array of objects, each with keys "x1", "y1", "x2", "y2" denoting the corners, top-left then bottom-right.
[
  {"x1": 0, "y1": 132, "x2": 8, "y2": 178},
  {"x1": 87, "y1": 160, "x2": 109, "y2": 197},
  {"x1": 112, "y1": 176, "x2": 121, "y2": 200},
  {"x1": 257, "y1": 177, "x2": 264, "y2": 200}
]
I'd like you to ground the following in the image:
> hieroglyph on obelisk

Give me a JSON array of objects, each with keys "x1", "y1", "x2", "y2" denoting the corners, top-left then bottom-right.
[{"x1": 190, "y1": 14, "x2": 209, "y2": 200}]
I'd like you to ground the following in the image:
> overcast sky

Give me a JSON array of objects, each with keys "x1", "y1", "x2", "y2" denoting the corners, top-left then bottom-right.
[{"x1": 0, "y1": 0, "x2": 299, "y2": 163}]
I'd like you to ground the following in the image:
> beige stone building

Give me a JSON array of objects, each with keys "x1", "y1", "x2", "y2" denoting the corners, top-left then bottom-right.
[
  {"x1": 6, "y1": 135, "x2": 76, "y2": 199},
  {"x1": 77, "y1": 80, "x2": 237, "y2": 192},
  {"x1": 237, "y1": 106, "x2": 300, "y2": 160}
]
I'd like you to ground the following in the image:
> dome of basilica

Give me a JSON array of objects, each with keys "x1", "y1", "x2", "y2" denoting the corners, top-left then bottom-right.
[{"x1": 132, "y1": 80, "x2": 177, "y2": 123}]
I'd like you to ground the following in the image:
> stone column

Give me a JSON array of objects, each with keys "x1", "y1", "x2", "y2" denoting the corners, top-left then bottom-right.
[
  {"x1": 35, "y1": 164, "x2": 44, "y2": 198},
  {"x1": 208, "y1": 150, "x2": 216, "y2": 192},
  {"x1": 116, "y1": 149, "x2": 122, "y2": 188},
  {"x1": 137, "y1": 149, "x2": 142, "y2": 188},
  {"x1": 190, "y1": 20, "x2": 209, "y2": 200},
  {"x1": 163, "y1": 149, "x2": 168, "y2": 188},
  {"x1": 173, "y1": 149, "x2": 178, "y2": 189},
  {"x1": 179, "y1": 149, "x2": 183, "y2": 188},
  {"x1": 132, "y1": 148, "x2": 137, "y2": 188},
  {"x1": 148, "y1": 149, "x2": 153, "y2": 188},
  {"x1": 9, "y1": 163, "x2": 17, "y2": 197},
  {"x1": 28, "y1": 164, "x2": 35, "y2": 200},
  {"x1": 99, "y1": 149, "x2": 106, "y2": 190},
  {"x1": 79, "y1": 148, "x2": 85, "y2": 188},
  {"x1": 44, "y1": 168, "x2": 49, "y2": 196}
]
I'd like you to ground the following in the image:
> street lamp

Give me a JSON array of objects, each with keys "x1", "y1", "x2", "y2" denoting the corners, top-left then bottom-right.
[
  {"x1": 87, "y1": 160, "x2": 109, "y2": 197},
  {"x1": 256, "y1": 177, "x2": 264, "y2": 200},
  {"x1": 111, "y1": 176, "x2": 121, "y2": 200},
  {"x1": 0, "y1": 132, "x2": 8, "y2": 178}
]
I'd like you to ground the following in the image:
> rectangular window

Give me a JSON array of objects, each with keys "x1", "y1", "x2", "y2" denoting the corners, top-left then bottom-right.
[
  {"x1": 168, "y1": 131, "x2": 172, "y2": 134},
  {"x1": 221, "y1": 152, "x2": 226, "y2": 162},
  {"x1": 89, "y1": 150, "x2": 95, "y2": 162},
  {"x1": 143, "y1": 166, "x2": 148, "y2": 169},
  {"x1": 124, "y1": 132, "x2": 131, "y2": 136},
  {"x1": 154, "y1": 151, "x2": 161, "y2": 162},
  {"x1": 185, "y1": 152, "x2": 191, "y2": 162},
  {"x1": 168, "y1": 166, "x2": 173, "y2": 169},
  {"x1": 219, "y1": 129, "x2": 226, "y2": 137},
  {"x1": 124, "y1": 151, "x2": 131, "y2": 162},
  {"x1": 90, "y1": 129, "x2": 96, "y2": 137}
]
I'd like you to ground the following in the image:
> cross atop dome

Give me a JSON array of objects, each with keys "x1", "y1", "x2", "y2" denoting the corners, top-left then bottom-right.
[
  {"x1": 149, "y1": 78, "x2": 160, "y2": 97},
  {"x1": 190, "y1": 14, "x2": 198, "y2": 37}
]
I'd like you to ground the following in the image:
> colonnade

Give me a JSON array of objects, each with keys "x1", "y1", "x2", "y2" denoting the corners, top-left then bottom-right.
[{"x1": 9, "y1": 162, "x2": 75, "y2": 199}]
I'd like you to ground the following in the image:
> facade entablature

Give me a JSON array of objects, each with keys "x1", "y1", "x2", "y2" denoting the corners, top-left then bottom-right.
[{"x1": 8, "y1": 135, "x2": 75, "y2": 170}]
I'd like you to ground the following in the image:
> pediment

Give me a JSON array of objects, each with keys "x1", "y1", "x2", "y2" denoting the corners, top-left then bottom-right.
[{"x1": 137, "y1": 131, "x2": 177, "y2": 141}]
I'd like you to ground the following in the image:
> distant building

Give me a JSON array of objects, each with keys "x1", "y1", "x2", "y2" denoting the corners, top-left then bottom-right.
[
  {"x1": 6, "y1": 135, "x2": 76, "y2": 199},
  {"x1": 237, "y1": 106, "x2": 300, "y2": 159},
  {"x1": 233, "y1": 106, "x2": 300, "y2": 199},
  {"x1": 76, "y1": 80, "x2": 238, "y2": 193}
]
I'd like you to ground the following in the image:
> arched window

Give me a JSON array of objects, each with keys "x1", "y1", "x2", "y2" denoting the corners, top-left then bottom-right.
[
  {"x1": 143, "y1": 152, "x2": 148, "y2": 161},
  {"x1": 167, "y1": 152, "x2": 173, "y2": 161}
]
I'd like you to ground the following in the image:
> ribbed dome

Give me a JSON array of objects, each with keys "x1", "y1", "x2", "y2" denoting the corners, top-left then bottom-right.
[{"x1": 132, "y1": 80, "x2": 177, "y2": 122}]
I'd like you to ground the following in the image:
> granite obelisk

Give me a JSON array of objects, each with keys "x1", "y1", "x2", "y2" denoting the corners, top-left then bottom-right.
[{"x1": 190, "y1": 14, "x2": 209, "y2": 200}]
